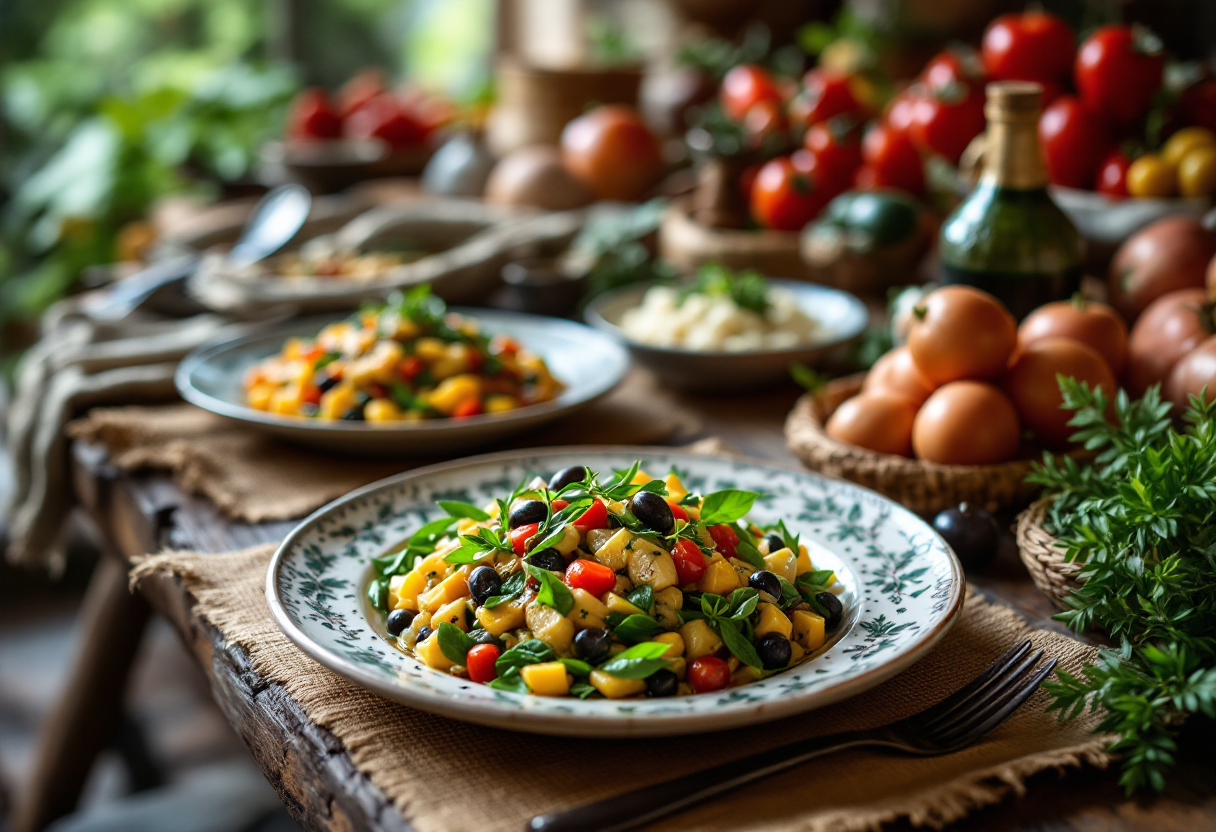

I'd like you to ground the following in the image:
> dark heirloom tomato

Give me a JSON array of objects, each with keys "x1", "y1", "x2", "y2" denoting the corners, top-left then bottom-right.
[
  {"x1": 1126, "y1": 288, "x2": 1214, "y2": 397},
  {"x1": 982, "y1": 12, "x2": 1076, "y2": 84},
  {"x1": 688, "y1": 656, "x2": 732, "y2": 693},
  {"x1": 721, "y1": 64, "x2": 783, "y2": 121},
  {"x1": 1038, "y1": 96, "x2": 1111, "y2": 190},
  {"x1": 671, "y1": 539, "x2": 707, "y2": 585},
  {"x1": 1075, "y1": 25, "x2": 1165, "y2": 127}
]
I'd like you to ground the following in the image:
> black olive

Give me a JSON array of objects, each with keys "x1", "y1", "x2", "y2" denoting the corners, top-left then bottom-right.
[
  {"x1": 315, "y1": 373, "x2": 340, "y2": 394},
  {"x1": 468, "y1": 566, "x2": 502, "y2": 605},
  {"x1": 509, "y1": 499, "x2": 547, "y2": 529},
  {"x1": 748, "y1": 570, "x2": 782, "y2": 599},
  {"x1": 765, "y1": 533, "x2": 786, "y2": 553},
  {"x1": 629, "y1": 490, "x2": 674, "y2": 534},
  {"x1": 646, "y1": 668, "x2": 679, "y2": 697},
  {"x1": 415, "y1": 625, "x2": 434, "y2": 643},
  {"x1": 756, "y1": 632, "x2": 792, "y2": 670},
  {"x1": 932, "y1": 502, "x2": 1001, "y2": 571},
  {"x1": 815, "y1": 592, "x2": 844, "y2": 630},
  {"x1": 573, "y1": 627, "x2": 611, "y2": 660},
  {"x1": 549, "y1": 465, "x2": 588, "y2": 491},
  {"x1": 386, "y1": 608, "x2": 415, "y2": 636},
  {"x1": 341, "y1": 405, "x2": 365, "y2": 421},
  {"x1": 527, "y1": 550, "x2": 566, "y2": 573},
  {"x1": 470, "y1": 629, "x2": 502, "y2": 648}
]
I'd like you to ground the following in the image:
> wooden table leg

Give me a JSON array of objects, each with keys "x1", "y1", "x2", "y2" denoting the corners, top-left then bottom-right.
[{"x1": 9, "y1": 556, "x2": 151, "y2": 832}]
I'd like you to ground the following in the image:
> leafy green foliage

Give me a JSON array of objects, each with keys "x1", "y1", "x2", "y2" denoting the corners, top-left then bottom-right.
[
  {"x1": 1029, "y1": 379, "x2": 1216, "y2": 793},
  {"x1": 524, "y1": 564, "x2": 575, "y2": 616},
  {"x1": 678, "y1": 263, "x2": 770, "y2": 315},
  {"x1": 436, "y1": 623, "x2": 477, "y2": 665},
  {"x1": 699, "y1": 489, "x2": 762, "y2": 526},
  {"x1": 598, "y1": 641, "x2": 672, "y2": 679}
]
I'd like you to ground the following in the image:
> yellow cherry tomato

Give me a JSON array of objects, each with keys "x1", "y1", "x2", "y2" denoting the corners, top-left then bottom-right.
[
  {"x1": 1178, "y1": 146, "x2": 1216, "y2": 198},
  {"x1": 1126, "y1": 154, "x2": 1176, "y2": 198},
  {"x1": 1162, "y1": 127, "x2": 1216, "y2": 169}
]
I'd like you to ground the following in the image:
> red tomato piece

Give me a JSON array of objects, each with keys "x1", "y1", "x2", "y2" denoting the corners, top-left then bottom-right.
[
  {"x1": 287, "y1": 88, "x2": 342, "y2": 140},
  {"x1": 667, "y1": 501, "x2": 689, "y2": 523},
  {"x1": 790, "y1": 69, "x2": 865, "y2": 128},
  {"x1": 1038, "y1": 95, "x2": 1111, "y2": 189},
  {"x1": 343, "y1": 93, "x2": 427, "y2": 147},
  {"x1": 452, "y1": 398, "x2": 483, "y2": 419},
  {"x1": 862, "y1": 122, "x2": 925, "y2": 195},
  {"x1": 720, "y1": 64, "x2": 783, "y2": 122},
  {"x1": 302, "y1": 386, "x2": 322, "y2": 406},
  {"x1": 551, "y1": 499, "x2": 569, "y2": 512},
  {"x1": 688, "y1": 656, "x2": 732, "y2": 693},
  {"x1": 398, "y1": 356, "x2": 423, "y2": 380},
  {"x1": 922, "y1": 47, "x2": 987, "y2": 94},
  {"x1": 749, "y1": 156, "x2": 829, "y2": 231},
  {"x1": 510, "y1": 523, "x2": 539, "y2": 556},
  {"x1": 338, "y1": 69, "x2": 387, "y2": 119},
  {"x1": 1075, "y1": 25, "x2": 1165, "y2": 128},
  {"x1": 1096, "y1": 150, "x2": 1131, "y2": 197},
  {"x1": 708, "y1": 524, "x2": 739, "y2": 559},
  {"x1": 466, "y1": 644, "x2": 500, "y2": 683},
  {"x1": 982, "y1": 12, "x2": 1076, "y2": 84},
  {"x1": 671, "y1": 539, "x2": 707, "y2": 585},
  {"x1": 573, "y1": 500, "x2": 609, "y2": 532},
  {"x1": 803, "y1": 120, "x2": 864, "y2": 195},
  {"x1": 564, "y1": 559, "x2": 616, "y2": 597}
]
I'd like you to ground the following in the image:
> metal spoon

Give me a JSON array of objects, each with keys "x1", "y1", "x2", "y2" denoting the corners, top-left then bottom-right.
[{"x1": 88, "y1": 183, "x2": 313, "y2": 320}]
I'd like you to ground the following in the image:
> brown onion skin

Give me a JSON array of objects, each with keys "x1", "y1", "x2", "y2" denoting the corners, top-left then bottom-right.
[
  {"x1": 1125, "y1": 288, "x2": 1213, "y2": 397},
  {"x1": 1018, "y1": 298, "x2": 1128, "y2": 375},
  {"x1": 1166, "y1": 335, "x2": 1216, "y2": 409},
  {"x1": 912, "y1": 381, "x2": 1021, "y2": 465},
  {"x1": 1004, "y1": 337, "x2": 1117, "y2": 450},
  {"x1": 825, "y1": 392, "x2": 919, "y2": 457},
  {"x1": 1109, "y1": 216, "x2": 1216, "y2": 321}
]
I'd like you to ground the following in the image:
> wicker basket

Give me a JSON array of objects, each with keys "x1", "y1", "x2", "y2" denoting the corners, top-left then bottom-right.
[
  {"x1": 784, "y1": 374, "x2": 1049, "y2": 516},
  {"x1": 1015, "y1": 498, "x2": 1085, "y2": 609},
  {"x1": 659, "y1": 202, "x2": 811, "y2": 279}
]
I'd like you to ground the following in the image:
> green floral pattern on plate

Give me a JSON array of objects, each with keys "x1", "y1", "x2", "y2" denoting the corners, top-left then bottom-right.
[{"x1": 268, "y1": 448, "x2": 964, "y2": 737}]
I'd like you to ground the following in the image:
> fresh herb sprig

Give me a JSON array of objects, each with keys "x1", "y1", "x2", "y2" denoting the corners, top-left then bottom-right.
[
  {"x1": 678, "y1": 263, "x2": 771, "y2": 315},
  {"x1": 1028, "y1": 379, "x2": 1216, "y2": 793}
]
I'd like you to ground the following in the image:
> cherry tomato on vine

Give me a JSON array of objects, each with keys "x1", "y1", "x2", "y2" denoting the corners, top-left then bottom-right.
[
  {"x1": 1096, "y1": 150, "x2": 1131, "y2": 197},
  {"x1": 749, "y1": 157, "x2": 828, "y2": 231},
  {"x1": 1038, "y1": 95, "x2": 1111, "y2": 189},
  {"x1": 803, "y1": 119, "x2": 864, "y2": 194},
  {"x1": 671, "y1": 539, "x2": 707, "y2": 585},
  {"x1": 1075, "y1": 25, "x2": 1165, "y2": 128},
  {"x1": 466, "y1": 644, "x2": 500, "y2": 683},
  {"x1": 790, "y1": 68, "x2": 866, "y2": 128},
  {"x1": 564, "y1": 559, "x2": 616, "y2": 597},
  {"x1": 982, "y1": 12, "x2": 1076, "y2": 84},
  {"x1": 688, "y1": 656, "x2": 732, "y2": 693},
  {"x1": 721, "y1": 64, "x2": 783, "y2": 121}
]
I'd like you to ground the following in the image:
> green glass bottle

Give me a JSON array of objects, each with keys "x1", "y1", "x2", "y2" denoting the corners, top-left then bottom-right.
[{"x1": 938, "y1": 82, "x2": 1084, "y2": 319}]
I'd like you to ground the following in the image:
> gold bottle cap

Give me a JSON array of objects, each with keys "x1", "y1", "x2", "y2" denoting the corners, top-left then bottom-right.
[{"x1": 985, "y1": 81, "x2": 1042, "y2": 121}]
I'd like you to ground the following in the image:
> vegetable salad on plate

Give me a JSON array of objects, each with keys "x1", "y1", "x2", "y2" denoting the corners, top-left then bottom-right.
[
  {"x1": 368, "y1": 461, "x2": 846, "y2": 699},
  {"x1": 243, "y1": 287, "x2": 564, "y2": 422}
]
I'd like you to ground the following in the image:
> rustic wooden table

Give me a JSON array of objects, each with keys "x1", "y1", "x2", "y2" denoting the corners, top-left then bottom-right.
[{"x1": 14, "y1": 385, "x2": 1216, "y2": 832}]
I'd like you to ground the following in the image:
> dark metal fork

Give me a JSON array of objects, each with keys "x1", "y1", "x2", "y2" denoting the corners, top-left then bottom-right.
[{"x1": 528, "y1": 640, "x2": 1057, "y2": 832}]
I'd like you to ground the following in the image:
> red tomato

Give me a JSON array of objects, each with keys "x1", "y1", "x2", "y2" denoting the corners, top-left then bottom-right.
[
  {"x1": 688, "y1": 656, "x2": 732, "y2": 693},
  {"x1": 287, "y1": 88, "x2": 342, "y2": 140},
  {"x1": 862, "y1": 123, "x2": 924, "y2": 195},
  {"x1": 561, "y1": 105, "x2": 663, "y2": 201},
  {"x1": 790, "y1": 69, "x2": 865, "y2": 127},
  {"x1": 922, "y1": 47, "x2": 987, "y2": 94},
  {"x1": 671, "y1": 539, "x2": 707, "y2": 585},
  {"x1": 884, "y1": 90, "x2": 919, "y2": 136},
  {"x1": 564, "y1": 559, "x2": 616, "y2": 597},
  {"x1": 466, "y1": 644, "x2": 500, "y2": 683},
  {"x1": 743, "y1": 99, "x2": 788, "y2": 144},
  {"x1": 551, "y1": 499, "x2": 569, "y2": 511},
  {"x1": 982, "y1": 12, "x2": 1076, "y2": 84},
  {"x1": 302, "y1": 386, "x2": 322, "y2": 406},
  {"x1": 803, "y1": 120, "x2": 864, "y2": 194},
  {"x1": 1075, "y1": 25, "x2": 1165, "y2": 127},
  {"x1": 749, "y1": 157, "x2": 828, "y2": 231},
  {"x1": 1038, "y1": 96, "x2": 1111, "y2": 189},
  {"x1": 1096, "y1": 150, "x2": 1131, "y2": 197},
  {"x1": 452, "y1": 398, "x2": 483, "y2": 419},
  {"x1": 572, "y1": 500, "x2": 609, "y2": 532},
  {"x1": 708, "y1": 524, "x2": 739, "y2": 559},
  {"x1": 667, "y1": 501, "x2": 690, "y2": 523},
  {"x1": 344, "y1": 93, "x2": 427, "y2": 147},
  {"x1": 398, "y1": 356, "x2": 422, "y2": 380},
  {"x1": 907, "y1": 86, "x2": 986, "y2": 164},
  {"x1": 509, "y1": 523, "x2": 539, "y2": 556},
  {"x1": 1180, "y1": 78, "x2": 1216, "y2": 134},
  {"x1": 721, "y1": 64, "x2": 783, "y2": 121},
  {"x1": 338, "y1": 69, "x2": 386, "y2": 119}
]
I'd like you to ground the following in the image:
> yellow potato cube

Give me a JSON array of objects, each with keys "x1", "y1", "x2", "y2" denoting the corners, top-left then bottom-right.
[
  {"x1": 520, "y1": 662, "x2": 571, "y2": 696},
  {"x1": 414, "y1": 337, "x2": 447, "y2": 360},
  {"x1": 627, "y1": 542, "x2": 678, "y2": 591},
  {"x1": 365, "y1": 398, "x2": 404, "y2": 422},
  {"x1": 432, "y1": 598, "x2": 470, "y2": 631},
  {"x1": 247, "y1": 383, "x2": 276, "y2": 411},
  {"x1": 568, "y1": 588, "x2": 608, "y2": 630},
  {"x1": 604, "y1": 592, "x2": 646, "y2": 617},
  {"x1": 390, "y1": 570, "x2": 427, "y2": 611},
  {"x1": 485, "y1": 395, "x2": 516, "y2": 413},
  {"x1": 630, "y1": 469, "x2": 653, "y2": 485},
  {"x1": 792, "y1": 610, "x2": 826, "y2": 652},
  {"x1": 666, "y1": 656, "x2": 687, "y2": 680},
  {"x1": 697, "y1": 559, "x2": 741, "y2": 595},
  {"x1": 664, "y1": 472, "x2": 688, "y2": 502},
  {"x1": 319, "y1": 383, "x2": 357, "y2": 420},
  {"x1": 414, "y1": 633, "x2": 457, "y2": 671},
  {"x1": 268, "y1": 385, "x2": 303, "y2": 415},
  {"x1": 413, "y1": 553, "x2": 451, "y2": 584},
  {"x1": 795, "y1": 544, "x2": 813, "y2": 575},
  {"x1": 427, "y1": 374, "x2": 481, "y2": 415},
  {"x1": 590, "y1": 670, "x2": 647, "y2": 699},
  {"x1": 552, "y1": 526, "x2": 580, "y2": 556},
  {"x1": 679, "y1": 618, "x2": 723, "y2": 660},
  {"x1": 476, "y1": 595, "x2": 528, "y2": 636},
  {"x1": 419, "y1": 572, "x2": 469, "y2": 613},
  {"x1": 731, "y1": 665, "x2": 763, "y2": 687},
  {"x1": 763, "y1": 548, "x2": 798, "y2": 583},
  {"x1": 754, "y1": 602, "x2": 793, "y2": 639},
  {"x1": 652, "y1": 631, "x2": 685, "y2": 656},
  {"x1": 589, "y1": 528, "x2": 632, "y2": 571},
  {"x1": 525, "y1": 602, "x2": 574, "y2": 654},
  {"x1": 789, "y1": 641, "x2": 806, "y2": 665}
]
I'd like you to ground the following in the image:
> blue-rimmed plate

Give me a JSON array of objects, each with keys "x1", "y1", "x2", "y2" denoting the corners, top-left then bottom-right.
[
  {"x1": 176, "y1": 310, "x2": 630, "y2": 455},
  {"x1": 266, "y1": 448, "x2": 965, "y2": 737}
]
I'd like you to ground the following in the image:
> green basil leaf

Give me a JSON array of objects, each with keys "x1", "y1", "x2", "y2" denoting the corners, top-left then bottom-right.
[
  {"x1": 569, "y1": 681, "x2": 597, "y2": 699},
  {"x1": 599, "y1": 641, "x2": 672, "y2": 678},
  {"x1": 610, "y1": 613, "x2": 665, "y2": 644},
  {"x1": 438, "y1": 501, "x2": 491, "y2": 521},
  {"x1": 524, "y1": 564, "x2": 575, "y2": 616},
  {"x1": 494, "y1": 639, "x2": 556, "y2": 676},
  {"x1": 733, "y1": 538, "x2": 765, "y2": 569},
  {"x1": 376, "y1": 516, "x2": 459, "y2": 574},
  {"x1": 776, "y1": 577, "x2": 803, "y2": 611},
  {"x1": 726, "y1": 587, "x2": 760, "y2": 619},
  {"x1": 795, "y1": 569, "x2": 835, "y2": 593},
  {"x1": 715, "y1": 619, "x2": 764, "y2": 669},
  {"x1": 774, "y1": 519, "x2": 801, "y2": 553},
  {"x1": 625, "y1": 584, "x2": 654, "y2": 614},
  {"x1": 443, "y1": 538, "x2": 496, "y2": 565},
  {"x1": 700, "y1": 490, "x2": 761, "y2": 526},
  {"x1": 528, "y1": 496, "x2": 595, "y2": 553},
  {"x1": 367, "y1": 576, "x2": 389, "y2": 612},
  {"x1": 558, "y1": 657, "x2": 594, "y2": 677},
  {"x1": 481, "y1": 571, "x2": 526, "y2": 609},
  {"x1": 675, "y1": 608, "x2": 706, "y2": 624},
  {"x1": 487, "y1": 668, "x2": 528, "y2": 694},
  {"x1": 314, "y1": 351, "x2": 341, "y2": 369},
  {"x1": 700, "y1": 592, "x2": 731, "y2": 618},
  {"x1": 636, "y1": 479, "x2": 668, "y2": 495},
  {"x1": 436, "y1": 622, "x2": 477, "y2": 664}
]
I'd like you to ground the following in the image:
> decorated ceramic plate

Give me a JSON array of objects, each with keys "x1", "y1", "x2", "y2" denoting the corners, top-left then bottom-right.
[
  {"x1": 267, "y1": 448, "x2": 964, "y2": 737},
  {"x1": 176, "y1": 310, "x2": 629, "y2": 455}
]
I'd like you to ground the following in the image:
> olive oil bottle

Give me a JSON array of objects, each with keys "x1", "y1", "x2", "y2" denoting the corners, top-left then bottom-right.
[{"x1": 938, "y1": 82, "x2": 1083, "y2": 319}]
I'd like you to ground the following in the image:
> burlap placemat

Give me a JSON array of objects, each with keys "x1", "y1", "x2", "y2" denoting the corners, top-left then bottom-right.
[
  {"x1": 136, "y1": 545, "x2": 1111, "y2": 832},
  {"x1": 68, "y1": 369, "x2": 700, "y2": 523}
]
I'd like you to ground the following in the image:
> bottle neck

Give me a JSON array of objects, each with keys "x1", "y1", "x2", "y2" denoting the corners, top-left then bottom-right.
[{"x1": 981, "y1": 118, "x2": 1047, "y2": 191}]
